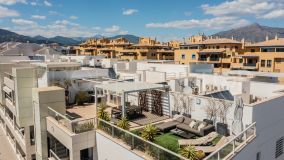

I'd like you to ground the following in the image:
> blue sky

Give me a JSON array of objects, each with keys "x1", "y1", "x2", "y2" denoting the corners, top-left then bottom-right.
[{"x1": 0, "y1": 0, "x2": 284, "y2": 41}]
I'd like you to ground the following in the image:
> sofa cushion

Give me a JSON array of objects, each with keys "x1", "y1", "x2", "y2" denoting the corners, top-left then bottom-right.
[
  {"x1": 175, "y1": 117, "x2": 184, "y2": 123},
  {"x1": 198, "y1": 123, "x2": 206, "y2": 131},
  {"x1": 189, "y1": 120, "x2": 197, "y2": 128},
  {"x1": 183, "y1": 117, "x2": 193, "y2": 125},
  {"x1": 177, "y1": 123, "x2": 200, "y2": 135},
  {"x1": 193, "y1": 123, "x2": 200, "y2": 130}
]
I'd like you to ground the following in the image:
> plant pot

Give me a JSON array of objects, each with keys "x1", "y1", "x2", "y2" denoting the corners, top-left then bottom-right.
[
  {"x1": 203, "y1": 119, "x2": 213, "y2": 125},
  {"x1": 216, "y1": 122, "x2": 229, "y2": 136},
  {"x1": 172, "y1": 111, "x2": 180, "y2": 116},
  {"x1": 182, "y1": 113, "x2": 191, "y2": 118}
]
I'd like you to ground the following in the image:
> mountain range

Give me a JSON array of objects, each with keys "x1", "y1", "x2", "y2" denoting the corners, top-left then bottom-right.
[
  {"x1": 0, "y1": 29, "x2": 140, "y2": 46},
  {"x1": 0, "y1": 23, "x2": 283, "y2": 45},
  {"x1": 212, "y1": 23, "x2": 284, "y2": 42}
]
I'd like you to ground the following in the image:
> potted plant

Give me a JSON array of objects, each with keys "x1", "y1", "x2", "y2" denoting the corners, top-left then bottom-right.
[
  {"x1": 204, "y1": 98, "x2": 218, "y2": 125},
  {"x1": 141, "y1": 124, "x2": 158, "y2": 142},
  {"x1": 179, "y1": 145, "x2": 198, "y2": 160},
  {"x1": 216, "y1": 99, "x2": 232, "y2": 136},
  {"x1": 75, "y1": 91, "x2": 88, "y2": 105}
]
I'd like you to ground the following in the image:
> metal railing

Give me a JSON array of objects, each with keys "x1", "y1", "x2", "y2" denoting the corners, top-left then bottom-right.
[
  {"x1": 49, "y1": 149, "x2": 61, "y2": 160},
  {"x1": 204, "y1": 122, "x2": 256, "y2": 160},
  {"x1": 96, "y1": 118, "x2": 188, "y2": 160},
  {"x1": 47, "y1": 107, "x2": 95, "y2": 134}
]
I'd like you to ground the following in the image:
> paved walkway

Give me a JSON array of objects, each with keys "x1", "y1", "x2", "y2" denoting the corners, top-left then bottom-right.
[{"x1": 0, "y1": 125, "x2": 18, "y2": 160}]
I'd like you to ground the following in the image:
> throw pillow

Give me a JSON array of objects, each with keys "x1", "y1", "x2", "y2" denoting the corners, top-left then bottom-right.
[
  {"x1": 198, "y1": 123, "x2": 206, "y2": 131},
  {"x1": 193, "y1": 123, "x2": 199, "y2": 130},
  {"x1": 189, "y1": 120, "x2": 196, "y2": 128}
]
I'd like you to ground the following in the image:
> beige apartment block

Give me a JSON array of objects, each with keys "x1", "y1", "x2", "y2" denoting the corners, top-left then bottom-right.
[{"x1": 0, "y1": 65, "x2": 37, "y2": 160}]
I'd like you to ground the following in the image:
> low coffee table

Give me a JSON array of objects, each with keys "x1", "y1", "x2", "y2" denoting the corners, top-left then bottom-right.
[{"x1": 170, "y1": 128, "x2": 194, "y2": 139}]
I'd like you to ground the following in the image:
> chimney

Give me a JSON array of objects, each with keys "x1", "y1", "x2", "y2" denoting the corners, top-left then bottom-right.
[
  {"x1": 231, "y1": 36, "x2": 234, "y2": 40},
  {"x1": 266, "y1": 35, "x2": 269, "y2": 41},
  {"x1": 241, "y1": 38, "x2": 245, "y2": 49},
  {"x1": 275, "y1": 34, "x2": 278, "y2": 40}
]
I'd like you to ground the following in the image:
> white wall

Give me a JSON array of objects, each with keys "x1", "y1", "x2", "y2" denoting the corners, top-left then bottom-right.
[
  {"x1": 234, "y1": 95, "x2": 284, "y2": 160},
  {"x1": 96, "y1": 132, "x2": 145, "y2": 160}
]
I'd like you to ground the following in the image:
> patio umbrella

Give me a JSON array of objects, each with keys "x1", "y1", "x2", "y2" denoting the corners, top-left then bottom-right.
[{"x1": 231, "y1": 97, "x2": 244, "y2": 137}]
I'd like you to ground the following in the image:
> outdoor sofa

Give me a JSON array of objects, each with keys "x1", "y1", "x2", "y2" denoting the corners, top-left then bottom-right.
[{"x1": 156, "y1": 116, "x2": 215, "y2": 136}]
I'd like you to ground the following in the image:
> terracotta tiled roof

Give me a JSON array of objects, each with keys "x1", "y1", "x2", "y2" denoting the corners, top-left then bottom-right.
[
  {"x1": 200, "y1": 38, "x2": 242, "y2": 44},
  {"x1": 247, "y1": 38, "x2": 284, "y2": 47}
]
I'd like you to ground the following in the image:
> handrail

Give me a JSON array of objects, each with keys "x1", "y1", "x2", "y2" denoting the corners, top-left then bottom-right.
[
  {"x1": 96, "y1": 118, "x2": 188, "y2": 160},
  {"x1": 49, "y1": 149, "x2": 61, "y2": 160},
  {"x1": 204, "y1": 122, "x2": 256, "y2": 160}
]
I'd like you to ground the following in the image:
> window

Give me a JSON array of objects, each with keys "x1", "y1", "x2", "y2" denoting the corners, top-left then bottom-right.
[
  {"x1": 30, "y1": 126, "x2": 35, "y2": 145},
  {"x1": 261, "y1": 60, "x2": 266, "y2": 67},
  {"x1": 181, "y1": 54, "x2": 186, "y2": 59},
  {"x1": 267, "y1": 60, "x2": 272, "y2": 68},
  {"x1": 192, "y1": 54, "x2": 196, "y2": 60},
  {"x1": 276, "y1": 137, "x2": 284, "y2": 158},
  {"x1": 256, "y1": 152, "x2": 261, "y2": 160},
  {"x1": 216, "y1": 46, "x2": 220, "y2": 49},
  {"x1": 251, "y1": 49, "x2": 255, "y2": 52},
  {"x1": 239, "y1": 59, "x2": 243, "y2": 63},
  {"x1": 141, "y1": 53, "x2": 146, "y2": 56}
]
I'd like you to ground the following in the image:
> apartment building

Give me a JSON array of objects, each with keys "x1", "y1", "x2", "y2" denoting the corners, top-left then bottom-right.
[
  {"x1": 0, "y1": 61, "x2": 111, "y2": 160},
  {"x1": 175, "y1": 35, "x2": 244, "y2": 73},
  {"x1": 2, "y1": 59, "x2": 284, "y2": 160},
  {"x1": 0, "y1": 63, "x2": 37, "y2": 160},
  {"x1": 74, "y1": 37, "x2": 175, "y2": 61},
  {"x1": 232, "y1": 36, "x2": 284, "y2": 72}
]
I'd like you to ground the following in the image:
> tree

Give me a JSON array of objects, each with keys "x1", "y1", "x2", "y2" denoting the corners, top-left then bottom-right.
[
  {"x1": 97, "y1": 104, "x2": 110, "y2": 121},
  {"x1": 179, "y1": 145, "x2": 198, "y2": 160},
  {"x1": 141, "y1": 124, "x2": 158, "y2": 142},
  {"x1": 217, "y1": 99, "x2": 232, "y2": 124},
  {"x1": 117, "y1": 117, "x2": 130, "y2": 130},
  {"x1": 204, "y1": 97, "x2": 218, "y2": 122}
]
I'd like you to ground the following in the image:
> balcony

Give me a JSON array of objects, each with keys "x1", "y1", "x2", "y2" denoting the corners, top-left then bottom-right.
[
  {"x1": 204, "y1": 122, "x2": 256, "y2": 160},
  {"x1": 209, "y1": 58, "x2": 220, "y2": 62},
  {"x1": 4, "y1": 77, "x2": 14, "y2": 90},
  {"x1": 243, "y1": 63, "x2": 258, "y2": 70},
  {"x1": 5, "y1": 98, "x2": 16, "y2": 114},
  {"x1": 97, "y1": 118, "x2": 188, "y2": 160}
]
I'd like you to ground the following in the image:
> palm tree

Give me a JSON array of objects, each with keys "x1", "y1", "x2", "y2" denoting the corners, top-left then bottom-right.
[
  {"x1": 117, "y1": 117, "x2": 130, "y2": 130},
  {"x1": 97, "y1": 104, "x2": 110, "y2": 121},
  {"x1": 141, "y1": 124, "x2": 158, "y2": 142},
  {"x1": 179, "y1": 145, "x2": 198, "y2": 160}
]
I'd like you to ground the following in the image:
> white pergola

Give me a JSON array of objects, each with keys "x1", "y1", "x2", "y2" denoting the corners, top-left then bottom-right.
[{"x1": 94, "y1": 81, "x2": 168, "y2": 117}]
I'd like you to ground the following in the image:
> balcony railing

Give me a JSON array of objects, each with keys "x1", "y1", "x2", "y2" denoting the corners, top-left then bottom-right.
[
  {"x1": 243, "y1": 63, "x2": 257, "y2": 67},
  {"x1": 49, "y1": 149, "x2": 61, "y2": 160},
  {"x1": 96, "y1": 118, "x2": 188, "y2": 160},
  {"x1": 47, "y1": 107, "x2": 95, "y2": 134},
  {"x1": 204, "y1": 122, "x2": 256, "y2": 160}
]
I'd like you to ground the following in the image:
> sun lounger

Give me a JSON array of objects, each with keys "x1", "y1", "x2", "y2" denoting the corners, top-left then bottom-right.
[
  {"x1": 194, "y1": 136, "x2": 229, "y2": 153},
  {"x1": 178, "y1": 132, "x2": 218, "y2": 147}
]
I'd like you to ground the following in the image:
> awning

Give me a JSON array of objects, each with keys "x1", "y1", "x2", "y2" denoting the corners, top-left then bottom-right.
[{"x1": 3, "y1": 86, "x2": 12, "y2": 94}]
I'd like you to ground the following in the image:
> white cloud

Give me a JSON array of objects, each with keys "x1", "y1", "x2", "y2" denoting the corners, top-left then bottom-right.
[
  {"x1": 201, "y1": 0, "x2": 284, "y2": 19},
  {"x1": 105, "y1": 25, "x2": 120, "y2": 33},
  {"x1": 184, "y1": 11, "x2": 192, "y2": 16},
  {"x1": 122, "y1": 9, "x2": 138, "y2": 15},
  {"x1": 48, "y1": 11, "x2": 59, "y2": 16},
  {"x1": 262, "y1": 10, "x2": 284, "y2": 19},
  {"x1": 30, "y1": 2, "x2": 36, "y2": 6},
  {"x1": 0, "y1": 0, "x2": 26, "y2": 5},
  {"x1": 0, "y1": 6, "x2": 19, "y2": 18},
  {"x1": 11, "y1": 19, "x2": 36, "y2": 26},
  {"x1": 69, "y1": 16, "x2": 78, "y2": 20},
  {"x1": 31, "y1": 15, "x2": 46, "y2": 20},
  {"x1": 145, "y1": 16, "x2": 250, "y2": 30},
  {"x1": 44, "y1": 0, "x2": 52, "y2": 7},
  {"x1": 92, "y1": 26, "x2": 101, "y2": 30}
]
